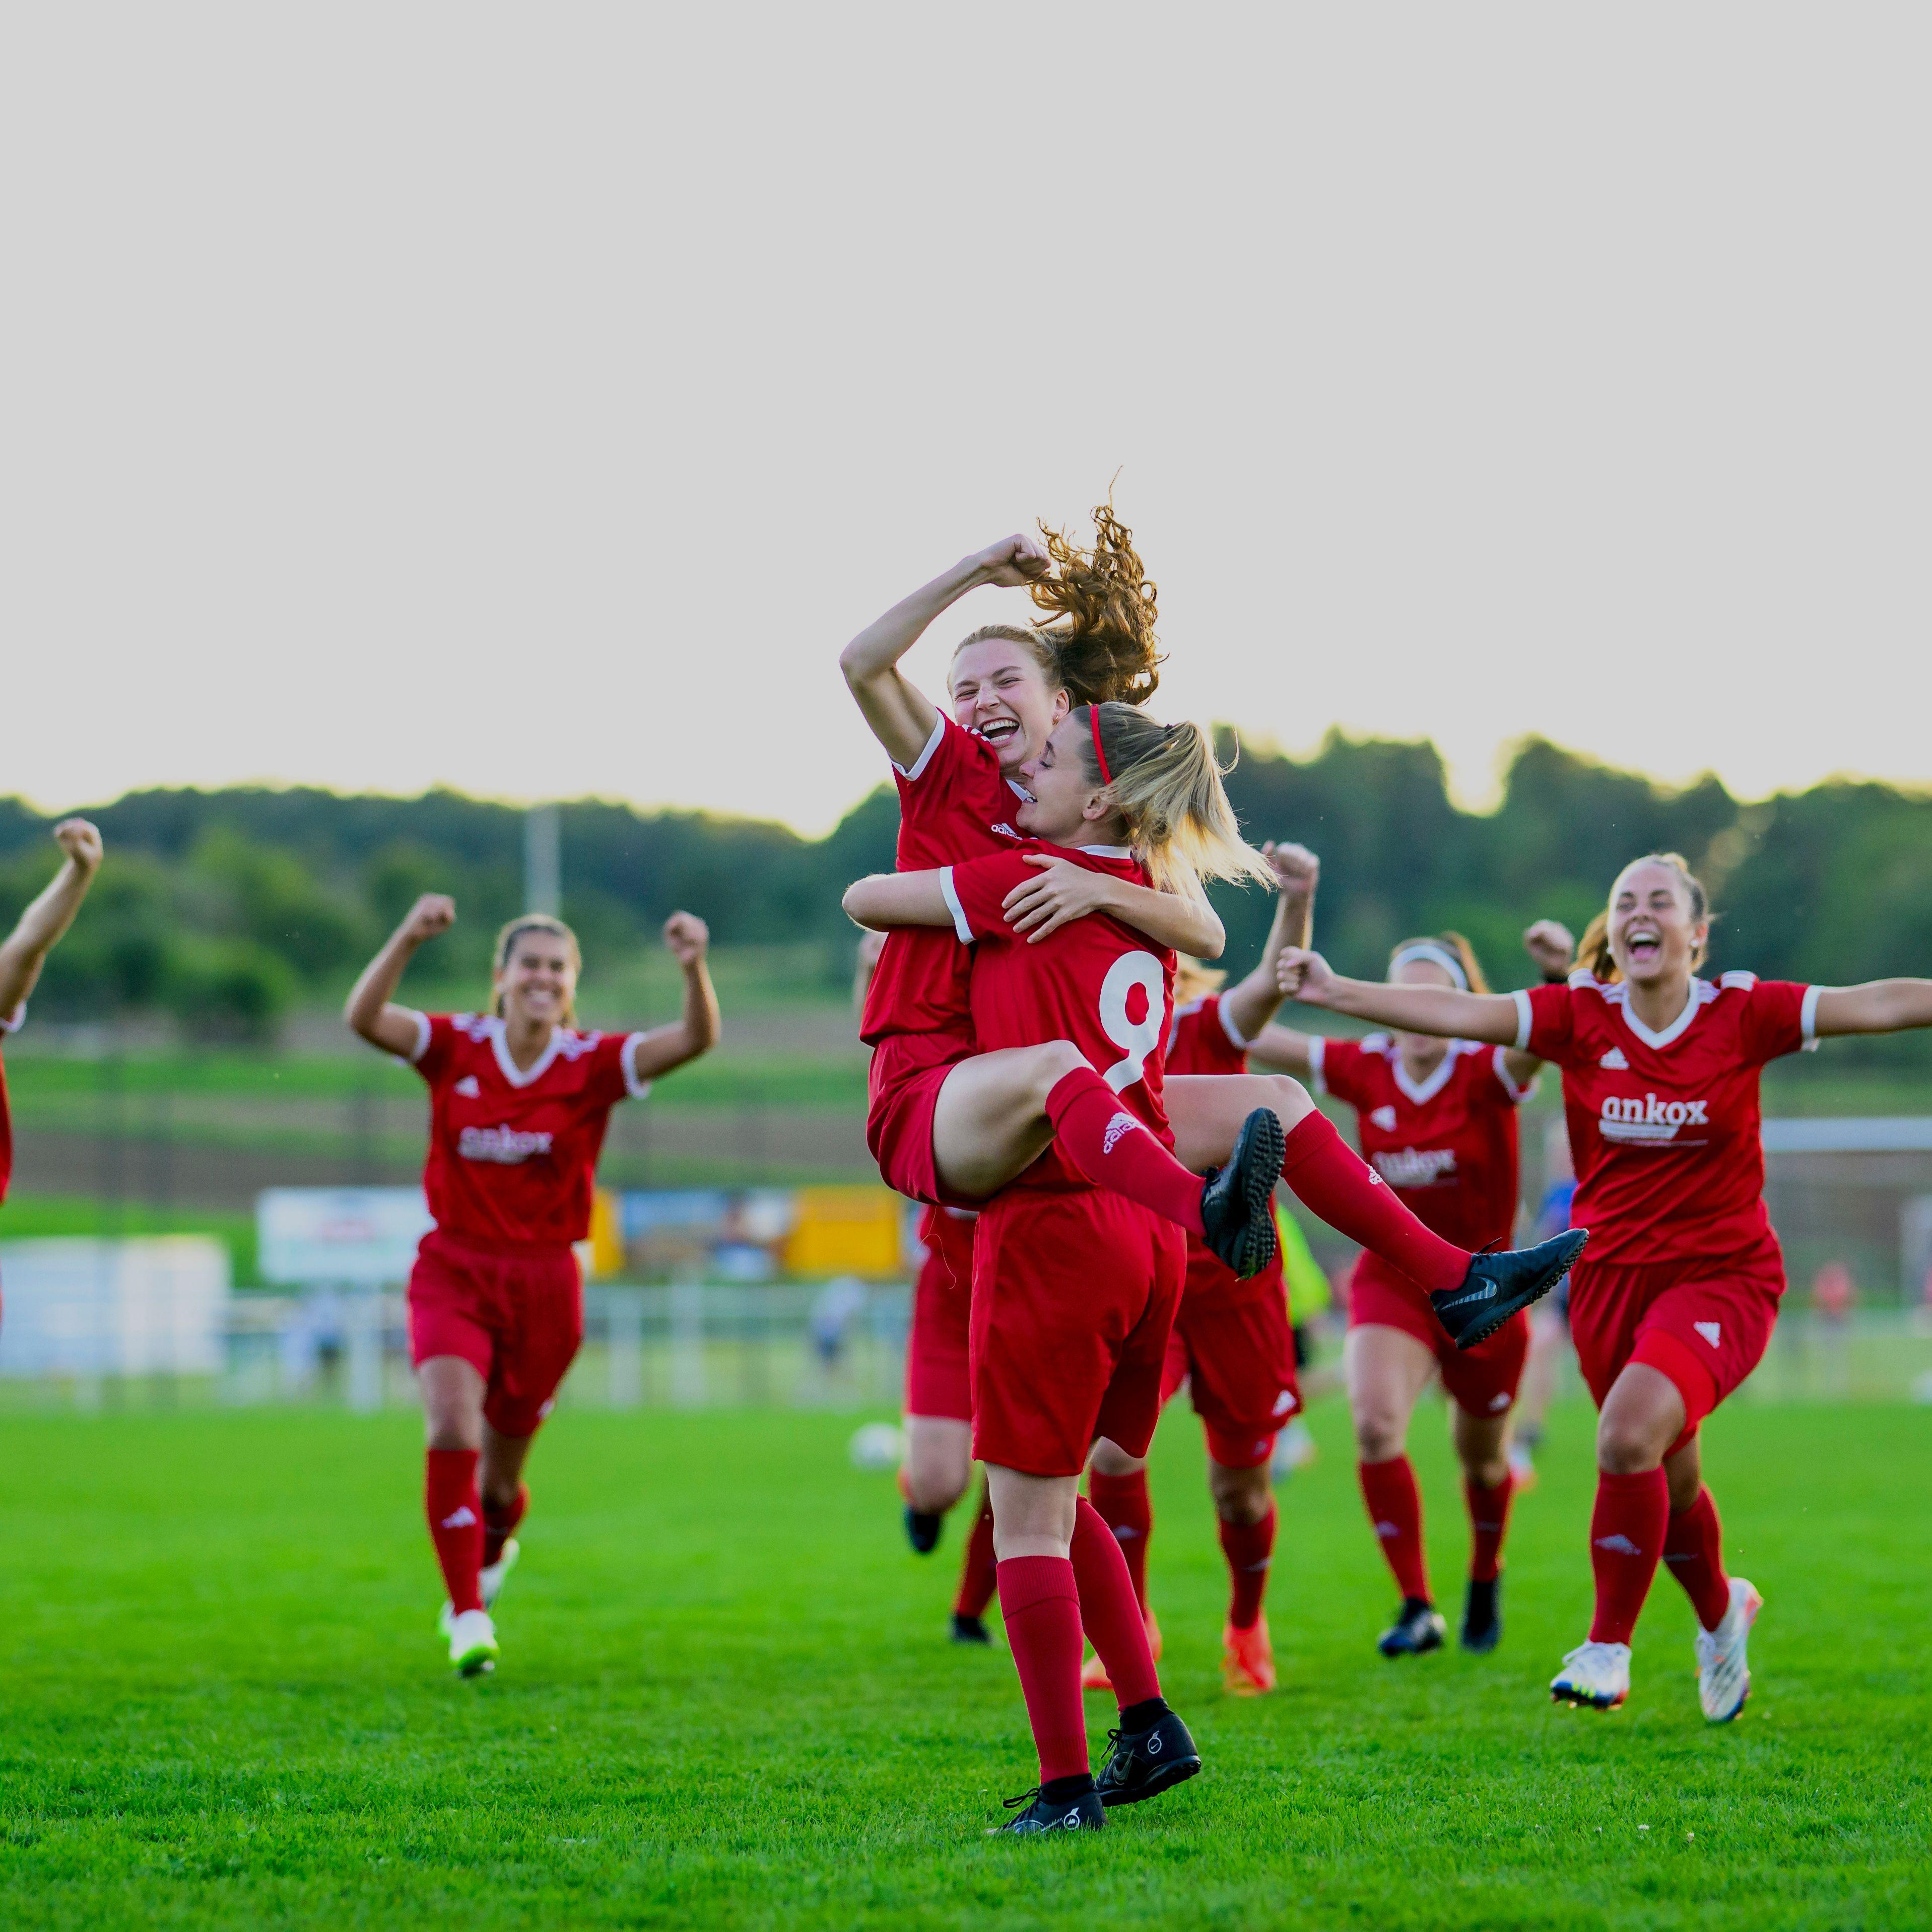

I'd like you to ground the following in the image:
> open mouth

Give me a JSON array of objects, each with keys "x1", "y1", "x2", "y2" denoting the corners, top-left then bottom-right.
[
  {"x1": 978, "y1": 716, "x2": 1021, "y2": 751},
  {"x1": 1625, "y1": 929, "x2": 1663, "y2": 967}
]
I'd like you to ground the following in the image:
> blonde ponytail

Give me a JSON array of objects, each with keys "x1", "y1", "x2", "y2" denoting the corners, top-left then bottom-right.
[{"x1": 1075, "y1": 703, "x2": 1275, "y2": 900}]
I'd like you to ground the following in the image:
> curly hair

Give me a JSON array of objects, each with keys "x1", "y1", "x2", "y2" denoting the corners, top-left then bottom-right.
[{"x1": 951, "y1": 500, "x2": 1163, "y2": 709}]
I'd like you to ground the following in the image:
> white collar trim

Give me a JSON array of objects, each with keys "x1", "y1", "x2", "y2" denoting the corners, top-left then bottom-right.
[
  {"x1": 488, "y1": 1016, "x2": 565, "y2": 1088},
  {"x1": 1610, "y1": 978, "x2": 1710, "y2": 1051},
  {"x1": 1385, "y1": 1037, "x2": 1470, "y2": 1106},
  {"x1": 1080, "y1": 843, "x2": 1133, "y2": 859}
]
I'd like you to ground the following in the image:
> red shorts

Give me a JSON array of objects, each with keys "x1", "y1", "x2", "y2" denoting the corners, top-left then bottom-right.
[
  {"x1": 867, "y1": 1037, "x2": 977, "y2": 1209},
  {"x1": 971, "y1": 1188, "x2": 1185, "y2": 1478},
  {"x1": 903, "y1": 1219, "x2": 975, "y2": 1423},
  {"x1": 1348, "y1": 1251, "x2": 1528, "y2": 1421},
  {"x1": 407, "y1": 1228, "x2": 583, "y2": 1438},
  {"x1": 1160, "y1": 1282, "x2": 1302, "y2": 1469},
  {"x1": 1567, "y1": 1233, "x2": 1785, "y2": 1440}
]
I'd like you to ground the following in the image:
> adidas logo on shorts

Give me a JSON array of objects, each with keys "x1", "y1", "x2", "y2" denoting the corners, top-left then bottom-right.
[{"x1": 1102, "y1": 1111, "x2": 1141, "y2": 1156}]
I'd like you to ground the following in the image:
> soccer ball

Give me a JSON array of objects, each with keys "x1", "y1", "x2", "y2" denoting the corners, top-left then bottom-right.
[{"x1": 848, "y1": 1421, "x2": 905, "y2": 1471}]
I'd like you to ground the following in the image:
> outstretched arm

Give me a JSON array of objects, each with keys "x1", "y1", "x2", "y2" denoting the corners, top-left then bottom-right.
[
  {"x1": 0, "y1": 819, "x2": 104, "y2": 1020},
  {"x1": 1222, "y1": 842, "x2": 1319, "y2": 1041},
  {"x1": 843, "y1": 871, "x2": 956, "y2": 932},
  {"x1": 344, "y1": 894, "x2": 454, "y2": 1057},
  {"x1": 1500, "y1": 918, "x2": 1575, "y2": 1086},
  {"x1": 1277, "y1": 947, "x2": 1521, "y2": 1046},
  {"x1": 840, "y1": 535, "x2": 1050, "y2": 769},
  {"x1": 1243, "y1": 1021, "x2": 1318, "y2": 1078},
  {"x1": 628, "y1": 913, "x2": 722, "y2": 1082},
  {"x1": 1812, "y1": 979, "x2": 1932, "y2": 1037}
]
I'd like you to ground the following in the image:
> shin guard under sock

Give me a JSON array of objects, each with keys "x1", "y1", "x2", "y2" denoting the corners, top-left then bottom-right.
[
  {"x1": 1086, "y1": 1467, "x2": 1154, "y2": 1614},
  {"x1": 1219, "y1": 1504, "x2": 1277, "y2": 1631},
  {"x1": 996, "y1": 1556, "x2": 1088, "y2": 1783},
  {"x1": 425, "y1": 1447, "x2": 485, "y2": 1616},
  {"x1": 1045, "y1": 1068, "x2": 1206, "y2": 1235},
  {"x1": 1587, "y1": 1467, "x2": 1670, "y2": 1645},
  {"x1": 1280, "y1": 1111, "x2": 1469, "y2": 1293},
  {"x1": 1662, "y1": 1485, "x2": 1731, "y2": 1632},
  {"x1": 1070, "y1": 1497, "x2": 1162, "y2": 1707}
]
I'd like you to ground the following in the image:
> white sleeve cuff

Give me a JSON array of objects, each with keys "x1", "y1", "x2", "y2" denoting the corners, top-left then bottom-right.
[
  {"x1": 0, "y1": 1002, "x2": 24, "y2": 1034},
  {"x1": 1510, "y1": 987, "x2": 1534, "y2": 1053},
  {"x1": 401, "y1": 1009, "x2": 431, "y2": 1064},
  {"x1": 620, "y1": 1032, "x2": 655, "y2": 1100},
  {"x1": 1217, "y1": 997, "x2": 1253, "y2": 1050},
  {"x1": 1306, "y1": 1034, "x2": 1326, "y2": 1096},
  {"x1": 939, "y1": 867, "x2": 974, "y2": 943},
  {"x1": 892, "y1": 713, "x2": 947, "y2": 782},
  {"x1": 1800, "y1": 984, "x2": 1822, "y2": 1043},
  {"x1": 1492, "y1": 1044, "x2": 1539, "y2": 1103}
]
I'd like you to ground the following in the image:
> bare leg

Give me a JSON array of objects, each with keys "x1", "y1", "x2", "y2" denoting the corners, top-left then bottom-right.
[
  {"x1": 987, "y1": 1464, "x2": 1081, "y2": 1559},
  {"x1": 479, "y1": 1419, "x2": 538, "y2": 1515},
  {"x1": 1207, "y1": 1458, "x2": 1272, "y2": 1526},
  {"x1": 1595, "y1": 1362, "x2": 1687, "y2": 1475},
  {"x1": 419, "y1": 1356, "x2": 486, "y2": 1450},
  {"x1": 902, "y1": 1415, "x2": 973, "y2": 1515},
  {"x1": 1345, "y1": 1323, "x2": 1437, "y2": 1462},
  {"x1": 1088, "y1": 1437, "x2": 1146, "y2": 1480},
  {"x1": 1450, "y1": 1404, "x2": 1511, "y2": 1489},
  {"x1": 1168, "y1": 1073, "x2": 1315, "y2": 1173},
  {"x1": 930, "y1": 1041, "x2": 1092, "y2": 1198}
]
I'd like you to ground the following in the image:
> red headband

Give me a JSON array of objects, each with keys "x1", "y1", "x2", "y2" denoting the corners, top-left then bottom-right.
[{"x1": 1089, "y1": 706, "x2": 1112, "y2": 786}]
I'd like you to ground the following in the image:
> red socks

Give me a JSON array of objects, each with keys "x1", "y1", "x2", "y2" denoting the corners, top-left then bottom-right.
[
  {"x1": 1045, "y1": 1068, "x2": 1205, "y2": 1235},
  {"x1": 954, "y1": 1487, "x2": 1000, "y2": 1621},
  {"x1": 483, "y1": 1483, "x2": 527, "y2": 1568},
  {"x1": 1587, "y1": 1467, "x2": 1669, "y2": 1645},
  {"x1": 1663, "y1": 1485, "x2": 1731, "y2": 1631},
  {"x1": 1219, "y1": 1504, "x2": 1276, "y2": 1631},
  {"x1": 1280, "y1": 1112, "x2": 1469, "y2": 1294},
  {"x1": 996, "y1": 1556, "x2": 1088, "y2": 1783},
  {"x1": 1464, "y1": 1473, "x2": 1515, "y2": 1584},
  {"x1": 1359, "y1": 1455, "x2": 1431, "y2": 1602},
  {"x1": 1086, "y1": 1468, "x2": 1153, "y2": 1613},
  {"x1": 1071, "y1": 1497, "x2": 1162, "y2": 1707},
  {"x1": 425, "y1": 1448, "x2": 484, "y2": 1615}
]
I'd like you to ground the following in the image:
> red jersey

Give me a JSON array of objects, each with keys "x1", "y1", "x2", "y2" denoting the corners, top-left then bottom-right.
[
  {"x1": 1167, "y1": 992, "x2": 1286, "y2": 1310},
  {"x1": 0, "y1": 1004, "x2": 21, "y2": 1205},
  {"x1": 1312, "y1": 1033, "x2": 1534, "y2": 1253},
  {"x1": 407, "y1": 1012, "x2": 651, "y2": 1247},
  {"x1": 943, "y1": 843, "x2": 1175, "y2": 1191},
  {"x1": 858, "y1": 713, "x2": 1025, "y2": 1056},
  {"x1": 1514, "y1": 970, "x2": 1817, "y2": 1266}
]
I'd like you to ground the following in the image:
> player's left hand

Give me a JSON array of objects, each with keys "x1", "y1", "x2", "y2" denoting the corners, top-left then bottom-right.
[
  {"x1": 1522, "y1": 918, "x2": 1575, "y2": 978},
  {"x1": 1263, "y1": 840, "x2": 1318, "y2": 896},
  {"x1": 663, "y1": 911, "x2": 709, "y2": 965},
  {"x1": 53, "y1": 818, "x2": 103, "y2": 874},
  {"x1": 1004, "y1": 854, "x2": 1112, "y2": 943}
]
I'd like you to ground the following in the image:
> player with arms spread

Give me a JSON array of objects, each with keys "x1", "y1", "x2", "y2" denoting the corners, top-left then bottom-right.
[
  {"x1": 1279, "y1": 852, "x2": 1932, "y2": 1718},
  {"x1": 346, "y1": 898, "x2": 719, "y2": 1677},
  {"x1": 845, "y1": 703, "x2": 1271, "y2": 1833}
]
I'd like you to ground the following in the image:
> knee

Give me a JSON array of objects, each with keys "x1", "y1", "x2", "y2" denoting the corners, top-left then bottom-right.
[
  {"x1": 1033, "y1": 1039, "x2": 1089, "y2": 1100},
  {"x1": 1256, "y1": 1074, "x2": 1313, "y2": 1128},
  {"x1": 1595, "y1": 1414, "x2": 1663, "y2": 1474},
  {"x1": 1209, "y1": 1464, "x2": 1272, "y2": 1525},
  {"x1": 424, "y1": 1417, "x2": 481, "y2": 1453},
  {"x1": 1462, "y1": 1443, "x2": 1511, "y2": 1489},
  {"x1": 1088, "y1": 1438, "x2": 1145, "y2": 1480},
  {"x1": 1353, "y1": 1409, "x2": 1407, "y2": 1463}
]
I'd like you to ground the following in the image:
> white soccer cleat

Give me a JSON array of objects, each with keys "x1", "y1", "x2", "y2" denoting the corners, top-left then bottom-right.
[
  {"x1": 1550, "y1": 1639, "x2": 1630, "y2": 1710},
  {"x1": 437, "y1": 1537, "x2": 522, "y2": 1637},
  {"x1": 446, "y1": 1607, "x2": 499, "y2": 1677},
  {"x1": 1694, "y1": 1577, "x2": 1762, "y2": 1723}
]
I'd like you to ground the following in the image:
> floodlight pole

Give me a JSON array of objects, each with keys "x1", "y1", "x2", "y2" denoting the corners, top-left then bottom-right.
[{"x1": 525, "y1": 802, "x2": 561, "y2": 915}]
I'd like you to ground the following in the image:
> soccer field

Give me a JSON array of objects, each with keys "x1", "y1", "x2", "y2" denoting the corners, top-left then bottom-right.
[{"x1": 3, "y1": 1398, "x2": 1925, "y2": 1930}]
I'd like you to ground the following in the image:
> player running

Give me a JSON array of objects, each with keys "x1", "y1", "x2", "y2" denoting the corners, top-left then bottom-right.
[
  {"x1": 845, "y1": 701, "x2": 1273, "y2": 1833},
  {"x1": 0, "y1": 819, "x2": 106, "y2": 1231},
  {"x1": 842, "y1": 513, "x2": 1585, "y2": 1345},
  {"x1": 346, "y1": 896, "x2": 719, "y2": 1677},
  {"x1": 1251, "y1": 921, "x2": 1572, "y2": 1657},
  {"x1": 1083, "y1": 839, "x2": 1321, "y2": 1699},
  {"x1": 1278, "y1": 851, "x2": 1932, "y2": 1719}
]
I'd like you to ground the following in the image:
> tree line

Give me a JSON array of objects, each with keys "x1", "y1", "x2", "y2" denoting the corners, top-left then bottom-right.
[{"x1": 1, "y1": 734, "x2": 1926, "y2": 1043}]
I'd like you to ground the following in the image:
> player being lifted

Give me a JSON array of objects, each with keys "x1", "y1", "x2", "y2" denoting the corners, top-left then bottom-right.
[
  {"x1": 1251, "y1": 916, "x2": 1572, "y2": 1657},
  {"x1": 346, "y1": 897, "x2": 719, "y2": 1676},
  {"x1": 1279, "y1": 852, "x2": 1932, "y2": 1718},
  {"x1": 0, "y1": 820, "x2": 106, "y2": 1225}
]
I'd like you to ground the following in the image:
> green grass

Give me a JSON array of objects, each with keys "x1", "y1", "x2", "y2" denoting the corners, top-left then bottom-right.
[{"x1": 1, "y1": 1397, "x2": 1925, "y2": 1929}]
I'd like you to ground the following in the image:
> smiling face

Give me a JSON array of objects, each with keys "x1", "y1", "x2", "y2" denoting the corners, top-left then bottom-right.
[
  {"x1": 494, "y1": 927, "x2": 578, "y2": 1030},
  {"x1": 1607, "y1": 860, "x2": 1706, "y2": 988},
  {"x1": 1014, "y1": 715, "x2": 1112, "y2": 844},
  {"x1": 948, "y1": 635, "x2": 1069, "y2": 774}
]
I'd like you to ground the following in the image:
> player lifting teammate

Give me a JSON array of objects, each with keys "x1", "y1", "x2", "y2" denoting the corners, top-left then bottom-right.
[
  {"x1": 346, "y1": 897, "x2": 719, "y2": 1676},
  {"x1": 1279, "y1": 852, "x2": 1932, "y2": 1718},
  {"x1": 846, "y1": 701, "x2": 1274, "y2": 1832}
]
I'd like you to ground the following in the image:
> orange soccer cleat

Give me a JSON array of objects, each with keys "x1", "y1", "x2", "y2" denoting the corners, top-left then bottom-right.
[
  {"x1": 1222, "y1": 1614, "x2": 1277, "y2": 1696},
  {"x1": 1080, "y1": 1608, "x2": 1162, "y2": 1693}
]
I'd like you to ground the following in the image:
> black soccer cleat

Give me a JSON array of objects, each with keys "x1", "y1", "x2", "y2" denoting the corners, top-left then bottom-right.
[
  {"x1": 1095, "y1": 1708, "x2": 1202, "y2": 1809},
  {"x1": 1200, "y1": 1108, "x2": 1286, "y2": 1281},
  {"x1": 904, "y1": 1505, "x2": 943, "y2": 1555},
  {"x1": 990, "y1": 1779, "x2": 1105, "y2": 1835},
  {"x1": 951, "y1": 1611, "x2": 992, "y2": 1645},
  {"x1": 1461, "y1": 1575, "x2": 1502, "y2": 1653},
  {"x1": 1430, "y1": 1228, "x2": 1589, "y2": 1351},
  {"x1": 1378, "y1": 1596, "x2": 1447, "y2": 1657}
]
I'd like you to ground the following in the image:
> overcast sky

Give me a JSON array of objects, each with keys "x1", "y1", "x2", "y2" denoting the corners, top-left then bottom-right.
[{"x1": 3, "y1": 8, "x2": 1926, "y2": 837}]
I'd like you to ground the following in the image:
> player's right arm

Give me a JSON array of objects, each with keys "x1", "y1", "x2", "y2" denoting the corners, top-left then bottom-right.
[
  {"x1": 1277, "y1": 946, "x2": 1521, "y2": 1046},
  {"x1": 1221, "y1": 841, "x2": 1319, "y2": 1043},
  {"x1": 0, "y1": 819, "x2": 104, "y2": 1020},
  {"x1": 345, "y1": 893, "x2": 455, "y2": 1057},
  {"x1": 842, "y1": 871, "x2": 956, "y2": 932},
  {"x1": 839, "y1": 535, "x2": 1050, "y2": 770}
]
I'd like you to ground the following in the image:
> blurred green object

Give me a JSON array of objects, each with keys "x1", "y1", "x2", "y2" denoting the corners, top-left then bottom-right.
[{"x1": 1278, "y1": 1203, "x2": 1331, "y2": 1322}]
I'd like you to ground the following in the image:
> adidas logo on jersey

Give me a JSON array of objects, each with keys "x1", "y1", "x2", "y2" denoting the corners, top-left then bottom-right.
[
  {"x1": 1597, "y1": 1091, "x2": 1710, "y2": 1144},
  {"x1": 1694, "y1": 1321, "x2": 1722, "y2": 1348},
  {"x1": 1102, "y1": 1111, "x2": 1141, "y2": 1156},
  {"x1": 1600, "y1": 1047, "x2": 1629, "y2": 1071},
  {"x1": 453, "y1": 1076, "x2": 481, "y2": 1098},
  {"x1": 1372, "y1": 1146, "x2": 1457, "y2": 1188},
  {"x1": 457, "y1": 1123, "x2": 555, "y2": 1164},
  {"x1": 1370, "y1": 1105, "x2": 1397, "y2": 1131},
  {"x1": 1593, "y1": 1533, "x2": 1641, "y2": 1556}
]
